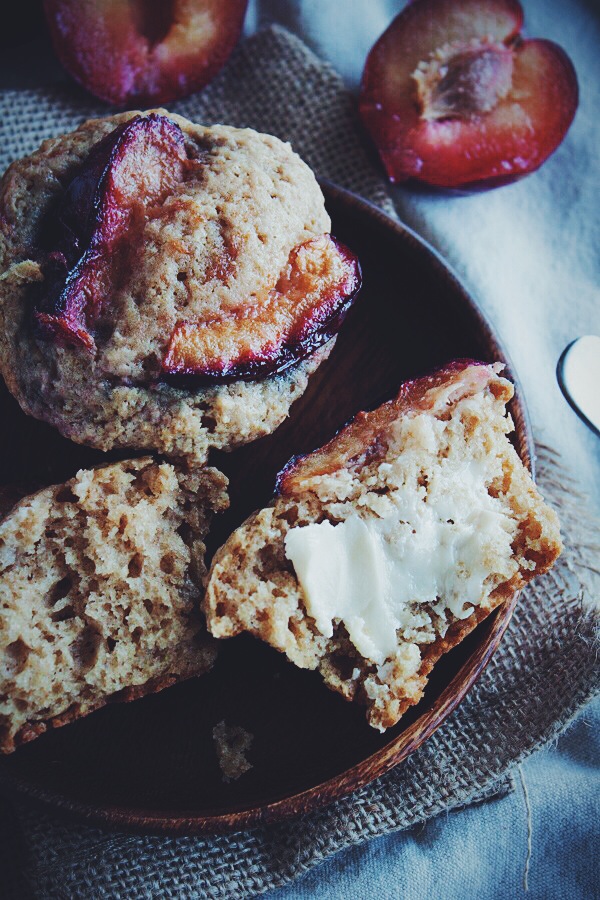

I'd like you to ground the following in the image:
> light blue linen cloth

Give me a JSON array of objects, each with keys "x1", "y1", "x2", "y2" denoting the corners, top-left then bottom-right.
[{"x1": 272, "y1": 699, "x2": 599, "y2": 899}]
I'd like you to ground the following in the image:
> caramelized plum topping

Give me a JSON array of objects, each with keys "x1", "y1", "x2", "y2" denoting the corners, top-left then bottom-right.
[
  {"x1": 162, "y1": 235, "x2": 362, "y2": 383},
  {"x1": 277, "y1": 361, "x2": 495, "y2": 497},
  {"x1": 36, "y1": 114, "x2": 187, "y2": 349}
]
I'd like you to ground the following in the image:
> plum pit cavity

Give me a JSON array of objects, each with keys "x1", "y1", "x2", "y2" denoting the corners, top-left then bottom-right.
[{"x1": 413, "y1": 40, "x2": 514, "y2": 122}]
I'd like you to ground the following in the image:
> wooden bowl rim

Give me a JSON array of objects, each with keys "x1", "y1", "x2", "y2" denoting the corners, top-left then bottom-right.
[{"x1": 0, "y1": 182, "x2": 533, "y2": 834}]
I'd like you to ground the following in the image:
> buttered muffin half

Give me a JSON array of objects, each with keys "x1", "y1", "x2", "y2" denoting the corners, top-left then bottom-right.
[
  {"x1": 205, "y1": 361, "x2": 562, "y2": 731},
  {"x1": 0, "y1": 457, "x2": 228, "y2": 753},
  {"x1": 0, "y1": 110, "x2": 360, "y2": 463}
]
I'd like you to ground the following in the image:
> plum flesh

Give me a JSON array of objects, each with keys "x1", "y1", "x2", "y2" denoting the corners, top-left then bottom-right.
[
  {"x1": 43, "y1": 0, "x2": 248, "y2": 107},
  {"x1": 35, "y1": 113, "x2": 188, "y2": 349},
  {"x1": 162, "y1": 235, "x2": 362, "y2": 384},
  {"x1": 359, "y1": 0, "x2": 578, "y2": 189}
]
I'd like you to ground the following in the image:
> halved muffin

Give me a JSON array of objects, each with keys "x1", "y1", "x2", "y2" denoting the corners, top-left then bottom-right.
[
  {"x1": 0, "y1": 457, "x2": 227, "y2": 753},
  {"x1": 205, "y1": 361, "x2": 562, "y2": 731},
  {"x1": 0, "y1": 110, "x2": 360, "y2": 463}
]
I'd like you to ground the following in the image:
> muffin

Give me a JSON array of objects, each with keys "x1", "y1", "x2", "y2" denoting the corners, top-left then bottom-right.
[
  {"x1": 205, "y1": 361, "x2": 562, "y2": 731},
  {"x1": 0, "y1": 457, "x2": 227, "y2": 753},
  {"x1": 0, "y1": 110, "x2": 360, "y2": 463}
]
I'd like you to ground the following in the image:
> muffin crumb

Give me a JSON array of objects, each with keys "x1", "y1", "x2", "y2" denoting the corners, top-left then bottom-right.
[{"x1": 213, "y1": 721, "x2": 254, "y2": 782}]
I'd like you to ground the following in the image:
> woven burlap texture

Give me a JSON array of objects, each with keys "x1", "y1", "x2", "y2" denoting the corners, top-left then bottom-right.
[{"x1": 0, "y1": 26, "x2": 598, "y2": 900}]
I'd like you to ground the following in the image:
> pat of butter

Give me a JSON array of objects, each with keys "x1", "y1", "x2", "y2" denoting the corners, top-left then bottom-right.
[
  {"x1": 284, "y1": 516, "x2": 400, "y2": 663},
  {"x1": 284, "y1": 462, "x2": 516, "y2": 665}
]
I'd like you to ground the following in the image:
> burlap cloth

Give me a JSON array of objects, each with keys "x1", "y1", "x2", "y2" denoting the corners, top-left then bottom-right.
[{"x1": 0, "y1": 26, "x2": 598, "y2": 899}]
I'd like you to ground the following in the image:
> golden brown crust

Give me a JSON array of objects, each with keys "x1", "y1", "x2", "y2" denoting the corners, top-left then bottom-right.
[{"x1": 370, "y1": 594, "x2": 508, "y2": 729}]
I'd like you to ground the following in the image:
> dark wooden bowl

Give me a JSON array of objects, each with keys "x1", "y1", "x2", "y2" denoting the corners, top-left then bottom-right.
[{"x1": 0, "y1": 183, "x2": 532, "y2": 833}]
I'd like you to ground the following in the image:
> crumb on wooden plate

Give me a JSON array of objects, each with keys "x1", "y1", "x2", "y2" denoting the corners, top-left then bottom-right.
[{"x1": 212, "y1": 721, "x2": 253, "y2": 782}]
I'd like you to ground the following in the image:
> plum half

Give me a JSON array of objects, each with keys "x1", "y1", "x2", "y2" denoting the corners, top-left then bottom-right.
[
  {"x1": 36, "y1": 113, "x2": 188, "y2": 349},
  {"x1": 359, "y1": 0, "x2": 578, "y2": 189},
  {"x1": 162, "y1": 235, "x2": 362, "y2": 383},
  {"x1": 43, "y1": 0, "x2": 248, "y2": 106}
]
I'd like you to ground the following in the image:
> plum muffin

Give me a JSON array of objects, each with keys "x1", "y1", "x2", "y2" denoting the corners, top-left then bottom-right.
[
  {"x1": 205, "y1": 361, "x2": 562, "y2": 731},
  {"x1": 0, "y1": 456, "x2": 228, "y2": 753},
  {"x1": 0, "y1": 110, "x2": 360, "y2": 462}
]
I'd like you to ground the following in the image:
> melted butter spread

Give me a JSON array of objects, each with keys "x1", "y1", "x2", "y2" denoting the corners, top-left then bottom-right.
[{"x1": 284, "y1": 451, "x2": 517, "y2": 666}]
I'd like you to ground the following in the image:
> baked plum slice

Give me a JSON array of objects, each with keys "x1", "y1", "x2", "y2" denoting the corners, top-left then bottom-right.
[
  {"x1": 43, "y1": 0, "x2": 248, "y2": 106},
  {"x1": 359, "y1": 0, "x2": 578, "y2": 189},
  {"x1": 163, "y1": 236, "x2": 362, "y2": 383},
  {"x1": 36, "y1": 113, "x2": 187, "y2": 349},
  {"x1": 277, "y1": 360, "x2": 492, "y2": 496}
]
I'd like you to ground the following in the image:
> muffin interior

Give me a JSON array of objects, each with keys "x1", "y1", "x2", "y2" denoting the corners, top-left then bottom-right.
[{"x1": 0, "y1": 457, "x2": 228, "y2": 752}]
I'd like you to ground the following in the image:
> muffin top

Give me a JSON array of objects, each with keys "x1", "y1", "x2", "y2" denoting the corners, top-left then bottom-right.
[{"x1": 0, "y1": 110, "x2": 357, "y2": 462}]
